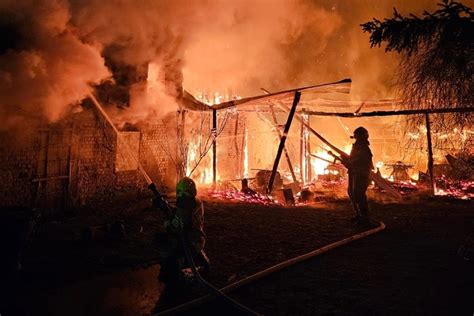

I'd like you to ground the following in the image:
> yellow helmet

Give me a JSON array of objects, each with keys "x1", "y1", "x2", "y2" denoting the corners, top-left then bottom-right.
[{"x1": 176, "y1": 177, "x2": 197, "y2": 198}]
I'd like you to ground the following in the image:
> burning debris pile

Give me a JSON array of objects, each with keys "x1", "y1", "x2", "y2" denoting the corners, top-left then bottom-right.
[
  {"x1": 207, "y1": 189, "x2": 280, "y2": 205},
  {"x1": 435, "y1": 179, "x2": 474, "y2": 200}
]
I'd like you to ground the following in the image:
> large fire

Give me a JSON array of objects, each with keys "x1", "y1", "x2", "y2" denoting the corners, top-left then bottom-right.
[
  {"x1": 181, "y1": 103, "x2": 472, "y2": 202},
  {"x1": 145, "y1": 69, "x2": 474, "y2": 202},
  {"x1": 186, "y1": 142, "x2": 213, "y2": 185},
  {"x1": 310, "y1": 144, "x2": 352, "y2": 178}
]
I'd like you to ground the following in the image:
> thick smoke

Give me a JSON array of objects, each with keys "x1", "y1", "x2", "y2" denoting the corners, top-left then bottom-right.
[
  {"x1": 68, "y1": 0, "x2": 191, "y2": 125},
  {"x1": 182, "y1": 0, "x2": 343, "y2": 97},
  {"x1": 0, "y1": 0, "x2": 109, "y2": 131},
  {"x1": 181, "y1": 0, "x2": 465, "y2": 99},
  {"x1": 2, "y1": 0, "x2": 473, "y2": 129}
]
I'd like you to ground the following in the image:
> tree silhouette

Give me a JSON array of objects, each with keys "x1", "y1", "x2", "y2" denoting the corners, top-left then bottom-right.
[{"x1": 361, "y1": 0, "x2": 473, "y2": 129}]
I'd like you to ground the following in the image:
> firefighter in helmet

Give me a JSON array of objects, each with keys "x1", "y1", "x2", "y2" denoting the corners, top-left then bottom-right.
[
  {"x1": 154, "y1": 177, "x2": 209, "y2": 282},
  {"x1": 348, "y1": 127, "x2": 374, "y2": 225}
]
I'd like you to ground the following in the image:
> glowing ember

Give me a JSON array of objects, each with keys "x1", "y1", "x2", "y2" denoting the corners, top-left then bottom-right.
[
  {"x1": 207, "y1": 189, "x2": 281, "y2": 205},
  {"x1": 434, "y1": 179, "x2": 474, "y2": 200},
  {"x1": 389, "y1": 181, "x2": 418, "y2": 195}
]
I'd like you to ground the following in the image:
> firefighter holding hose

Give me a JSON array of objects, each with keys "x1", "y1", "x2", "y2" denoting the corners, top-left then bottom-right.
[
  {"x1": 347, "y1": 127, "x2": 374, "y2": 226},
  {"x1": 152, "y1": 177, "x2": 210, "y2": 283}
]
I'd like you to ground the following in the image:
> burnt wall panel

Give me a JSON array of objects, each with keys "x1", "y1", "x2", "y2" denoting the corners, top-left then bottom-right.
[
  {"x1": 139, "y1": 121, "x2": 177, "y2": 192},
  {"x1": 0, "y1": 106, "x2": 175, "y2": 209},
  {"x1": 72, "y1": 109, "x2": 118, "y2": 206},
  {"x1": 0, "y1": 133, "x2": 40, "y2": 208}
]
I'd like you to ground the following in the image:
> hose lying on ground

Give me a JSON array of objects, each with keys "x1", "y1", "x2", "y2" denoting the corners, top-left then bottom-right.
[
  {"x1": 156, "y1": 221, "x2": 386, "y2": 315},
  {"x1": 180, "y1": 236, "x2": 260, "y2": 316}
]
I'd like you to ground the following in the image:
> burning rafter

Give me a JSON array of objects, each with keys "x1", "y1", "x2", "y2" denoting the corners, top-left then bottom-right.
[
  {"x1": 180, "y1": 78, "x2": 352, "y2": 112},
  {"x1": 211, "y1": 78, "x2": 351, "y2": 110}
]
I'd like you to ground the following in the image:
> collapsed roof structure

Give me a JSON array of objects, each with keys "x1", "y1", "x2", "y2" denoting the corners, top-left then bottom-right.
[{"x1": 177, "y1": 78, "x2": 472, "y2": 197}]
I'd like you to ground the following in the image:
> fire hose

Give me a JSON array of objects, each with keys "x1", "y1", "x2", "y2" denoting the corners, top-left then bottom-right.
[
  {"x1": 88, "y1": 94, "x2": 258, "y2": 315},
  {"x1": 149, "y1": 183, "x2": 260, "y2": 316},
  {"x1": 156, "y1": 221, "x2": 385, "y2": 315},
  {"x1": 88, "y1": 93, "x2": 385, "y2": 314},
  {"x1": 180, "y1": 236, "x2": 260, "y2": 316}
]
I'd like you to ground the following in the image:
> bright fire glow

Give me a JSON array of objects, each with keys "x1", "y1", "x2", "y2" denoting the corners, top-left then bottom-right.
[
  {"x1": 310, "y1": 144, "x2": 351, "y2": 177},
  {"x1": 186, "y1": 142, "x2": 197, "y2": 175},
  {"x1": 201, "y1": 166, "x2": 213, "y2": 184},
  {"x1": 375, "y1": 161, "x2": 384, "y2": 169},
  {"x1": 195, "y1": 91, "x2": 241, "y2": 105},
  {"x1": 187, "y1": 141, "x2": 213, "y2": 185},
  {"x1": 311, "y1": 150, "x2": 332, "y2": 175},
  {"x1": 146, "y1": 63, "x2": 168, "y2": 105}
]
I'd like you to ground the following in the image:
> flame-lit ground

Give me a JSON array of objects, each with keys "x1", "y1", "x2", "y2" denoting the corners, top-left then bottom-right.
[
  {"x1": 204, "y1": 177, "x2": 474, "y2": 205},
  {"x1": 3, "y1": 196, "x2": 473, "y2": 315}
]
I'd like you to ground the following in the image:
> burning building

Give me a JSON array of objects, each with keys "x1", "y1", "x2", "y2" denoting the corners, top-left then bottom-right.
[
  {"x1": 1, "y1": 65, "x2": 473, "y2": 212},
  {"x1": 1, "y1": 0, "x2": 473, "y2": 213}
]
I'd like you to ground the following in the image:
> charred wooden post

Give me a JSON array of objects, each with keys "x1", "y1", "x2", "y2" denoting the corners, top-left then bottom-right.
[
  {"x1": 425, "y1": 113, "x2": 435, "y2": 194},
  {"x1": 306, "y1": 112, "x2": 312, "y2": 182},
  {"x1": 269, "y1": 104, "x2": 297, "y2": 183},
  {"x1": 234, "y1": 113, "x2": 241, "y2": 177},
  {"x1": 240, "y1": 123, "x2": 247, "y2": 178},
  {"x1": 212, "y1": 109, "x2": 217, "y2": 185},
  {"x1": 267, "y1": 91, "x2": 301, "y2": 194},
  {"x1": 300, "y1": 109, "x2": 311, "y2": 184}
]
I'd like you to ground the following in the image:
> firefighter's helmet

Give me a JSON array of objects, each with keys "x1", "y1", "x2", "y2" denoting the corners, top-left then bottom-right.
[
  {"x1": 176, "y1": 177, "x2": 197, "y2": 198},
  {"x1": 351, "y1": 126, "x2": 369, "y2": 140}
]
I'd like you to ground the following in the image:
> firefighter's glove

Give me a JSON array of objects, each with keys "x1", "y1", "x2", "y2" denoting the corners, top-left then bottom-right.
[
  {"x1": 148, "y1": 183, "x2": 157, "y2": 192},
  {"x1": 152, "y1": 197, "x2": 161, "y2": 208},
  {"x1": 152, "y1": 196, "x2": 170, "y2": 212}
]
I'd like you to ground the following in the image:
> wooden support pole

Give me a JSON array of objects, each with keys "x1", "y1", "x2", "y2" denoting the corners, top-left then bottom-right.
[
  {"x1": 300, "y1": 110, "x2": 311, "y2": 184},
  {"x1": 240, "y1": 124, "x2": 246, "y2": 178},
  {"x1": 267, "y1": 91, "x2": 301, "y2": 194},
  {"x1": 306, "y1": 114, "x2": 312, "y2": 182},
  {"x1": 260, "y1": 87, "x2": 297, "y2": 183},
  {"x1": 212, "y1": 109, "x2": 217, "y2": 185},
  {"x1": 234, "y1": 113, "x2": 241, "y2": 178},
  {"x1": 425, "y1": 113, "x2": 435, "y2": 194},
  {"x1": 269, "y1": 105, "x2": 297, "y2": 183}
]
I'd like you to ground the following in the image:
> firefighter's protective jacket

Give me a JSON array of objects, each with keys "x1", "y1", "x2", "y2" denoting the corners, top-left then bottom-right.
[
  {"x1": 163, "y1": 198, "x2": 206, "y2": 252},
  {"x1": 349, "y1": 140, "x2": 374, "y2": 175}
]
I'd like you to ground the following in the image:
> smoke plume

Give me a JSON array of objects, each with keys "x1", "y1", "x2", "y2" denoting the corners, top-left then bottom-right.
[
  {"x1": 2, "y1": 0, "x2": 473, "y2": 129},
  {"x1": 0, "y1": 0, "x2": 109, "y2": 131}
]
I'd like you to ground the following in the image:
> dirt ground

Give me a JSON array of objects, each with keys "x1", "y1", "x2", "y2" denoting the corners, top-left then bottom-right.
[
  {"x1": 192, "y1": 198, "x2": 474, "y2": 315},
  {"x1": 1, "y1": 195, "x2": 473, "y2": 315}
]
